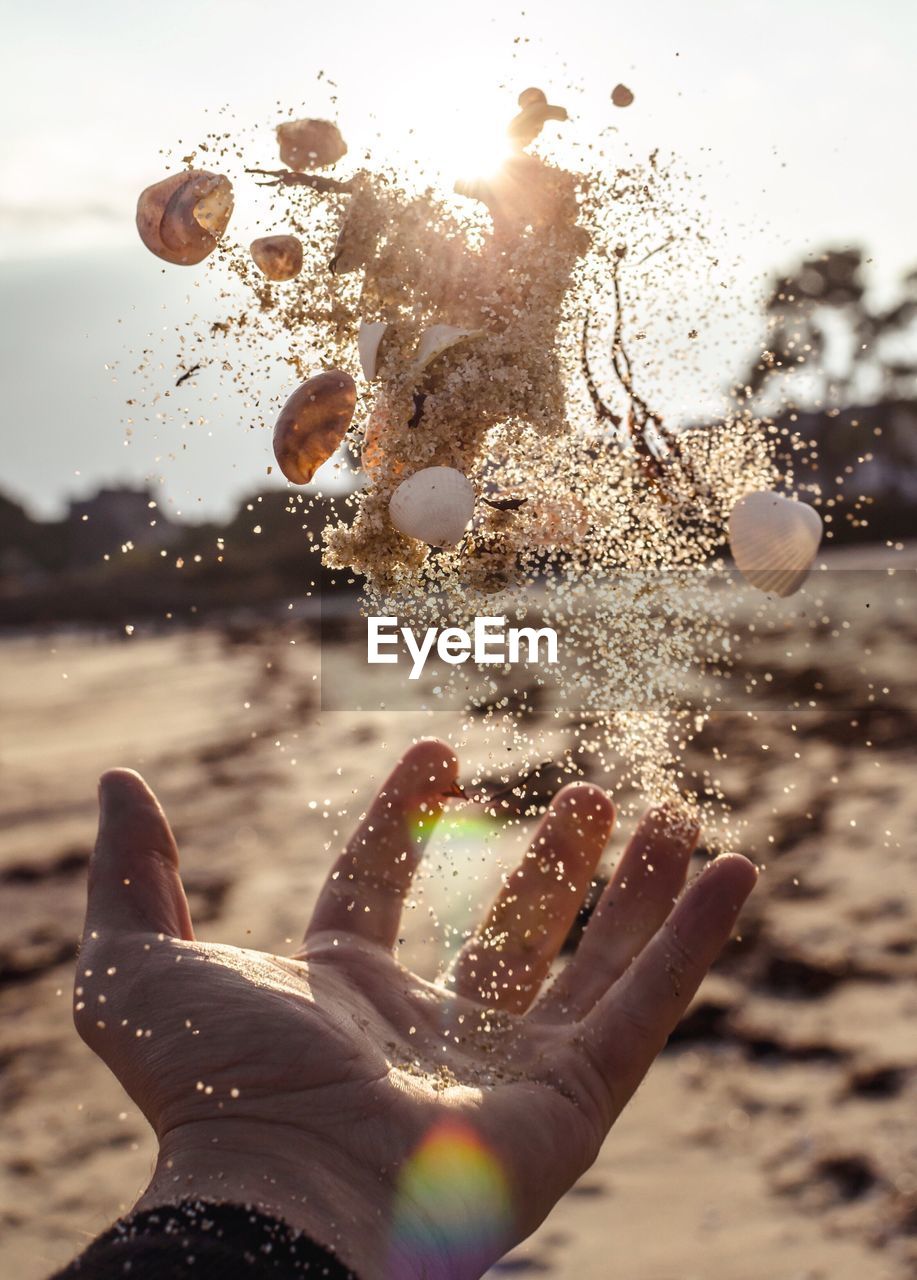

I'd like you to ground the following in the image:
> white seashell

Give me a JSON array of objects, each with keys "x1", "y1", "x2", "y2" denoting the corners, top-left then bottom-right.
[
  {"x1": 413, "y1": 324, "x2": 484, "y2": 374},
  {"x1": 389, "y1": 466, "x2": 475, "y2": 547},
  {"x1": 357, "y1": 320, "x2": 389, "y2": 381},
  {"x1": 728, "y1": 491, "x2": 823, "y2": 598}
]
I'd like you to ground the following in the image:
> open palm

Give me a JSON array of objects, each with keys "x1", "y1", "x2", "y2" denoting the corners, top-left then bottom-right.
[{"x1": 74, "y1": 740, "x2": 756, "y2": 1280}]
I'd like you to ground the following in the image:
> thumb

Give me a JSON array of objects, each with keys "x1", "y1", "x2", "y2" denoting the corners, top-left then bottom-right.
[{"x1": 84, "y1": 769, "x2": 194, "y2": 941}]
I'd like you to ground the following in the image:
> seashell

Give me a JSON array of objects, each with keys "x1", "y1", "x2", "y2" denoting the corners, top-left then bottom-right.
[
  {"x1": 413, "y1": 325, "x2": 484, "y2": 374},
  {"x1": 361, "y1": 396, "x2": 403, "y2": 477},
  {"x1": 728, "y1": 491, "x2": 823, "y2": 598},
  {"x1": 389, "y1": 466, "x2": 475, "y2": 547},
  {"x1": 136, "y1": 170, "x2": 233, "y2": 266},
  {"x1": 518, "y1": 87, "x2": 548, "y2": 108},
  {"x1": 272, "y1": 369, "x2": 357, "y2": 485},
  {"x1": 508, "y1": 88, "x2": 569, "y2": 150},
  {"x1": 250, "y1": 235, "x2": 303, "y2": 281},
  {"x1": 611, "y1": 83, "x2": 635, "y2": 108},
  {"x1": 276, "y1": 118, "x2": 347, "y2": 171},
  {"x1": 357, "y1": 320, "x2": 389, "y2": 380}
]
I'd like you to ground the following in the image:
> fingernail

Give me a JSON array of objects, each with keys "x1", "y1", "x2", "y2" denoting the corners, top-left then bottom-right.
[{"x1": 97, "y1": 769, "x2": 139, "y2": 818}]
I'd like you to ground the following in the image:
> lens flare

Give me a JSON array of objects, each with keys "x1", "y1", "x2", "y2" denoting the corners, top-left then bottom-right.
[
  {"x1": 388, "y1": 1118, "x2": 513, "y2": 1276},
  {"x1": 409, "y1": 809, "x2": 496, "y2": 843}
]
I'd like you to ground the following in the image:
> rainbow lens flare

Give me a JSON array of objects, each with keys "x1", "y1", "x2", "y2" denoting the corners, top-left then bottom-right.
[
  {"x1": 388, "y1": 1118, "x2": 513, "y2": 1276},
  {"x1": 408, "y1": 810, "x2": 498, "y2": 843}
]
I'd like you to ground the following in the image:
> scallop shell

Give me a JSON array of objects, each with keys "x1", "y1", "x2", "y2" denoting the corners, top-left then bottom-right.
[
  {"x1": 272, "y1": 369, "x2": 357, "y2": 485},
  {"x1": 413, "y1": 325, "x2": 484, "y2": 374},
  {"x1": 250, "y1": 235, "x2": 303, "y2": 281},
  {"x1": 357, "y1": 321, "x2": 389, "y2": 381},
  {"x1": 389, "y1": 467, "x2": 475, "y2": 547},
  {"x1": 136, "y1": 170, "x2": 233, "y2": 266},
  {"x1": 276, "y1": 118, "x2": 347, "y2": 171},
  {"x1": 728, "y1": 491, "x2": 823, "y2": 597}
]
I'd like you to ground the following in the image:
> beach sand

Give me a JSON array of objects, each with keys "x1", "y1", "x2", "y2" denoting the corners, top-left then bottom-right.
[{"x1": 2, "y1": 562, "x2": 916, "y2": 1278}]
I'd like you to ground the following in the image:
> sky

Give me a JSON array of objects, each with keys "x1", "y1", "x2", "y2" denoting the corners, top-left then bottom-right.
[{"x1": 2, "y1": 0, "x2": 915, "y2": 520}]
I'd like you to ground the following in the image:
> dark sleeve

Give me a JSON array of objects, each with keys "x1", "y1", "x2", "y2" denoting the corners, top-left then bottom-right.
[{"x1": 48, "y1": 1199, "x2": 360, "y2": 1279}]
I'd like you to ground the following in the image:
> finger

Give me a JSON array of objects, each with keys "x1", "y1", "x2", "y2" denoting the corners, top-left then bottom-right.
[
  {"x1": 580, "y1": 854, "x2": 757, "y2": 1113},
  {"x1": 448, "y1": 784, "x2": 615, "y2": 1013},
  {"x1": 535, "y1": 806, "x2": 698, "y2": 1021},
  {"x1": 305, "y1": 739, "x2": 458, "y2": 949},
  {"x1": 84, "y1": 769, "x2": 194, "y2": 941}
]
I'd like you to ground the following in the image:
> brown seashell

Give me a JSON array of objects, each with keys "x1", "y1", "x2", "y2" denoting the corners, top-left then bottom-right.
[
  {"x1": 518, "y1": 87, "x2": 548, "y2": 108},
  {"x1": 361, "y1": 401, "x2": 390, "y2": 475},
  {"x1": 250, "y1": 235, "x2": 303, "y2": 281},
  {"x1": 611, "y1": 83, "x2": 635, "y2": 108},
  {"x1": 136, "y1": 170, "x2": 234, "y2": 266},
  {"x1": 508, "y1": 90, "x2": 568, "y2": 150},
  {"x1": 272, "y1": 369, "x2": 357, "y2": 485},
  {"x1": 276, "y1": 118, "x2": 347, "y2": 171}
]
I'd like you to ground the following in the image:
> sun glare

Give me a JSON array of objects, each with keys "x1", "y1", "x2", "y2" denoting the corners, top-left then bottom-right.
[
  {"x1": 447, "y1": 127, "x2": 516, "y2": 192},
  {"x1": 389, "y1": 93, "x2": 519, "y2": 192}
]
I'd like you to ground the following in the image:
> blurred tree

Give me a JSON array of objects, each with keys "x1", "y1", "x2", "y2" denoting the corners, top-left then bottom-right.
[
  {"x1": 737, "y1": 249, "x2": 917, "y2": 408},
  {"x1": 733, "y1": 250, "x2": 917, "y2": 543}
]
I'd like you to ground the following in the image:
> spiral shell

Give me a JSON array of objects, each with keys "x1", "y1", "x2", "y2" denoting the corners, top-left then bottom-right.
[
  {"x1": 728, "y1": 491, "x2": 823, "y2": 598},
  {"x1": 276, "y1": 118, "x2": 347, "y2": 171},
  {"x1": 250, "y1": 235, "x2": 303, "y2": 281},
  {"x1": 272, "y1": 370, "x2": 357, "y2": 485},
  {"x1": 389, "y1": 467, "x2": 475, "y2": 547},
  {"x1": 136, "y1": 170, "x2": 233, "y2": 266}
]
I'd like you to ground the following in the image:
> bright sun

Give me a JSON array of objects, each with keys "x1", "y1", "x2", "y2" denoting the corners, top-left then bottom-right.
[
  {"x1": 388, "y1": 91, "x2": 518, "y2": 192},
  {"x1": 445, "y1": 126, "x2": 516, "y2": 191}
]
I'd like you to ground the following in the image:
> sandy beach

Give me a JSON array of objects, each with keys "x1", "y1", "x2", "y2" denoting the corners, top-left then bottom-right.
[{"x1": 2, "y1": 561, "x2": 916, "y2": 1278}]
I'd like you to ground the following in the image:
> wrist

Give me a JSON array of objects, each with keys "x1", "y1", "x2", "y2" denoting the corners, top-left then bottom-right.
[{"x1": 132, "y1": 1119, "x2": 407, "y2": 1280}]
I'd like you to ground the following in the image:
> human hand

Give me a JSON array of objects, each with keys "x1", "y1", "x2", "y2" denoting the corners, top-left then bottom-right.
[{"x1": 74, "y1": 740, "x2": 756, "y2": 1280}]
